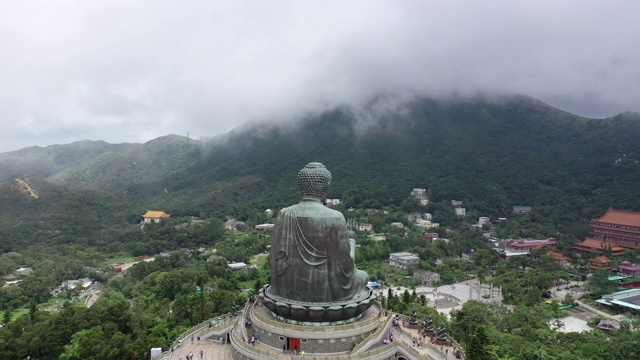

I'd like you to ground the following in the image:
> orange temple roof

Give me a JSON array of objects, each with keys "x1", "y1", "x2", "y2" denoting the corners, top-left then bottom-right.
[{"x1": 593, "y1": 208, "x2": 640, "y2": 227}]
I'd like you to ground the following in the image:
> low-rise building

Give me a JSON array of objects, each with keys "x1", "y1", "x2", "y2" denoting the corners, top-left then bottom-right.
[
  {"x1": 413, "y1": 269, "x2": 441, "y2": 286},
  {"x1": 508, "y1": 238, "x2": 557, "y2": 253},
  {"x1": 142, "y1": 210, "x2": 170, "y2": 223},
  {"x1": 451, "y1": 200, "x2": 463, "y2": 207},
  {"x1": 325, "y1": 199, "x2": 341, "y2": 206},
  {"x1": 407, "y1": 212, "x2": 423, "y2": 222},
  {"x1": 225, "y1": 219, "x2": 245, "y2": 231},
  {"x1": 513, "y1": 206, "x2": 532, "y2": 214},
  {"x1": 416, "y1": 219, "x2": 439, "y2": 230},
  {"x1": 389, "y1": 252, "x2": 420, "y2": 269},
  {"x1": 358, "y1": 223, "x2": 373, "y2": 232},
  {"x1": 424, "y1": 232, "x2": 439, "y2": 242},
  {"x1": 13, "y1": 267, "x2": 33, "y2": 276},
  {"x1": 455, "y1": 208, "x2": 466, "y2": 217},
  {"x1": 461, "y1": 249, "x2": 475, "y2": 262},
  {"x1": 228, "y1": 262, "x2": 248, "y2": 270},
  {"x1": 411, "y1": 188, "x2": 427, "y2": 198},
  {"x1": 255, "y1": 224, "x2": 275, "y2": 232},
  {"x1": 618, "y1": 261, "x2": 640, "y2": 277}
]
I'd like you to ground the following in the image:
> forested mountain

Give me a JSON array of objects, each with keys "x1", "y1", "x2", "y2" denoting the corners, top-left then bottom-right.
[
  {"x1": 1, "y1": 95, "x2": 640, "y2": 244},
  {"x1": 151, "y1": 95, "x2": 640, "y2": 228}
]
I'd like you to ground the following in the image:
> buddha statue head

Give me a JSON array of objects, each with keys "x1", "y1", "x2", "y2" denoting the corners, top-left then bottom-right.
[{"x1": 297, "y1": 162, "x2": 332, "y2": 201}]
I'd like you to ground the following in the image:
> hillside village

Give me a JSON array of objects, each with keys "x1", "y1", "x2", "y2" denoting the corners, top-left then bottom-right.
[{"x1": 3, "y1": 178, "x2": 640, "y2": 360}]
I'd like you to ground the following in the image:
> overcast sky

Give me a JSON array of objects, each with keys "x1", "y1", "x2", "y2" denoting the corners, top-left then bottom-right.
[{"x1": 1, "y1": 1, "x2": 639, "y2": 152}]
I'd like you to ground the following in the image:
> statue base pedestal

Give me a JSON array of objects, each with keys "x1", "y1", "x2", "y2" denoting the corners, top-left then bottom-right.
[
  {"x1": 231, "y1": 301, "x2": 384, "y2": 359},
  {"x1": 259, "y1": 284, "x2": 375, "y2": 323}
]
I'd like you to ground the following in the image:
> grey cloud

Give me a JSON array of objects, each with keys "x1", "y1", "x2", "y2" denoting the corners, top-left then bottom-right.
[{"x1": 1, "y1": 0, "x2": 639, "y2": 152}]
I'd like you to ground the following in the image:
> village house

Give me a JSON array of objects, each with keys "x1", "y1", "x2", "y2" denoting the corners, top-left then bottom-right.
[
  {"x1": 325, "y1": 199, "x2": 341, "y2": 206},
  {"x1": 366, "y1": 209, "x2": 378, "y2": 215},
  {"x1": 358, "y1": 223, "x2": 373, "y2": 232},
  {"x1": 424, "y1": 232, "x2": 439, "y2": 242},
  {"x1": 265, "y1": 209, "x2": 273, "y2": 216},
  {"x1": 51, "y1": 278, "x2": 94, "y2": 297},
  {"x1": 416, "y1": 219, "x2": 439, "y2": 230},
  {"x1": 411, "y1": 188, "x2": 427, "y2": 198},
  {"x1": 225, "y1": 219, "x2": 245, "y2": 231},
  {"x1": 413, "y1": 269, "x2": 441, "y2": 286},
  {"x1": 255, "y1": 224, "x2": 275, "y2": 232},
  {"x1": 389, "y1": 252, "x2": 420, "y2": 269},
  {"x1": 228, "y1": 262, "x2": 248, "y2": 270},
  {"x1": 420, "y1": 199, "x2": 429, "y2": 206},
  {"x1": 142, "y1": 210, "x2": 170, "y2": 223},
  {"x1": 13, "y1": 267, "x2": 33, "y2": 276},
  {"x1": 461, "y1": 249, "x2": 475, "y2": 261},
  {"x1": 618, "y1": 261, "x2": 640, "y2": 277},
  {"x1": 513, "y1": 206, "x2": 532, "y2": 214},
  {"x1": 390, "y1": 222, "x2": 404, "y2": 229},
  {"x1": 455, "y1": 208, "x2": 466, "y2": 217},
  {"x1": 451, "y1": 200, "x2": 463, "y2": 207},
  {"x1": 407, "y1": 212, "x2": 423, "y2": 222},
  {"x1": 424, "y1": 213, "x2": 432, "y2": 221},
  {"x1": 597, "y1": 319, "x2": 621, "y2": 332}
]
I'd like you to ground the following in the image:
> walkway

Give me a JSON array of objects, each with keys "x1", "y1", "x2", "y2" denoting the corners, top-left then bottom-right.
[{"x1": 170, "y1": 339, "x2": 232, "y2": 360}]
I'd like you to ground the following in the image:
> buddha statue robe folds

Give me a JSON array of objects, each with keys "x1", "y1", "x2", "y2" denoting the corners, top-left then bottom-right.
[{"x1": 269, "y1": 162, "x2": 369, "y2": 304}]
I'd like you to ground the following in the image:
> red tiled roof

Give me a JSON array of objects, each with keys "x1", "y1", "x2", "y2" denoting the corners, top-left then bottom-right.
[
  {"x1": 593, "y1": 208, "x2": 640, "y2": 227},
  {"x1": 509, "y1": 239, "x2": 556, "y2": 248},
  {"x1": 545, "y1": 251, "x2": 569, "y2": 261},
  {"x1": 574, "y1": 238, "x2": 625, "y2": 252},
  {"x1": 589, "y1": 256, "x2": 611, "y2": 263},
  {"x1": 619, "y1": 262, "x2": 640, "y2": 271}
]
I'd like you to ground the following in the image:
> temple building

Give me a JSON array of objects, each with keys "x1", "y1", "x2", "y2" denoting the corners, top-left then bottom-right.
[
  {"x1": 142, "y1": 210, "x2": 170, "y2": 223},
  {"x1": 589, "y1": 208, "x2": 640, "y2": 249},
  {"x1": 573, "y1": 238, "x2": 626, "y2": 256},
  {"x1": 588, "y1": 256, "x2": 612, "y2": 270},
  {"x1": 574, "y1": 208, "x2": 640, "y2": 255},
  {"x1": 508, "y1": 238, "x2": 557, "y2": 253},
  {"x1": 618, "y1": 261, "x2": 640, "y2": 277}
]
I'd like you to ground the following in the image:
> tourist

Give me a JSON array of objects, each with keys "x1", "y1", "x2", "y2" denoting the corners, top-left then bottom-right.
[
  {"x1": 200, "y1": 349, "x2": 204, "y2": 359},
  {"x1": 283, "y1": 344, "x2": 287, "y2": 353}
]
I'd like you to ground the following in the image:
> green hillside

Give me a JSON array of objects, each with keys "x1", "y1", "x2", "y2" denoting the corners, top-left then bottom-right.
[
  {"x1": 0, "y1": 95, "x2": 639, "y2": 251},
  {"x1": 148, "y1": 96, "x2": 640, "y2": 229}
]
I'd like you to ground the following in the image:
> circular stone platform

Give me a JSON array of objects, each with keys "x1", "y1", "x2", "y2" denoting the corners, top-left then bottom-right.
[{"x1": 259, "y1": 284, "x2": 375, "y2": 323}]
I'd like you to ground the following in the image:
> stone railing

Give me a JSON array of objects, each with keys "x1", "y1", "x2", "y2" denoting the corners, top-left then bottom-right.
[
  {"x1": 350, "y1": 312, "x2": 392, "y2": 354},
  {"x1": 231, "y1": 321, "x2": 400, "y2": 360},
  {"x1": 158, "y1": 313, "x2": 236, "y2": 360},
  {"x1": 394, "y1": 313, "x2": 464, "y2": 360}
]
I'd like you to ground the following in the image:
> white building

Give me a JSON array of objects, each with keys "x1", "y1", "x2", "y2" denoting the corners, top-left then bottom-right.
[
  {"x1": 389, "y1": 252, "x2": 421, "y2": 269},
  {"x1": 228, "y1": 262, "x2": 248, "y2": 270},
  {"x1": 455, "y1": 208, "x2": 466, "y2": 217}
]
